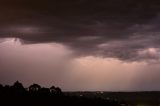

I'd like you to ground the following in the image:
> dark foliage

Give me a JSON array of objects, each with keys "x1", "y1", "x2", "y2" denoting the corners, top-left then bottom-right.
[{"x1": 0, "y1": 81, "x2": 122, "y2": 106}]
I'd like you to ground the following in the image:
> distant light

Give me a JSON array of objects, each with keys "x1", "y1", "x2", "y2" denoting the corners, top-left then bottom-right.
[{"x1": 79, "y1": 94, "x2": 83, "y2": 97}]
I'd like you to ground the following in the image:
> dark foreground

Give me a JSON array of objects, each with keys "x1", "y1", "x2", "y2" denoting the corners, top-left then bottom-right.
[
  {"x1": 65, "y1": 91, "x2": 160, "y2": 106},
  {"x1": 1, "y1": 81, "x2": 160, "y2": 106},
  {"x1": 0, "y1": 81, "x2": 122, "y2": 106}
]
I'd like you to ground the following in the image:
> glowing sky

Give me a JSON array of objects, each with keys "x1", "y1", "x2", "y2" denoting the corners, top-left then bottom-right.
[
  {"x1": 1, "y1": 0, "x2": 160, "y2": 91},
  {"x1": 1, "y1": 38, "x2": 160, "y2": 91}
]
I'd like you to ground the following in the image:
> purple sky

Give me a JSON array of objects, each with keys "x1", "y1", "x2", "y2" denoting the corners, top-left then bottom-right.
[
  {"x1": 1, "y1": 38, "x2": 160, "y2": 91},
  {"x1": 1, "y1": 0, "x2": 160, "y2": 91}
]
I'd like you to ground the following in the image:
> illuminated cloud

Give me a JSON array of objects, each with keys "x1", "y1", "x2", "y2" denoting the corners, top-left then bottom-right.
[
  {"x1": 1, "y1": 0, "x2": 160, "y2": 91},
  {"x1": 1, "y1": 0, "x2": 160, "y2": 61}
]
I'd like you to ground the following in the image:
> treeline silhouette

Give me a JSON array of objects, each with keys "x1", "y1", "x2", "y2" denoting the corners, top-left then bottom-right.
[{"x1": 0, "y1": 81, "x2": 123, "y2": 106}]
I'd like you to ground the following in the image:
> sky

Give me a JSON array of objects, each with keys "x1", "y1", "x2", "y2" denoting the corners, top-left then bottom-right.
[{"x1": 1, "y1": 0, "x2": 160, "y2": 91}]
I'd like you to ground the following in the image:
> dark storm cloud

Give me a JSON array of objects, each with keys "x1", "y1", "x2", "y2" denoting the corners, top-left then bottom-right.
[{"x1": 1, "y1": 0, "x2": 160, "y2": 61}]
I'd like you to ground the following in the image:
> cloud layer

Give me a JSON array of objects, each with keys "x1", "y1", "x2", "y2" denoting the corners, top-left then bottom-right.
[{"x1": 1, "y1": 0, "x2": 160, "y2": 61}]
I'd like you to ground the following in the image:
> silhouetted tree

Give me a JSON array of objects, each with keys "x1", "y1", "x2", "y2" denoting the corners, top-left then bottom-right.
[
  {"x1": 0, "y1": 84, "x2": 3, "y2": 87},
  {"x1": 12, "y1": 81, "x2": 24, "y2": 90},
  {"x1": 11, "y1": 81, "x2": 25, "y2": 95},
  {"x1": 50, "y1": 86, "x2": 56, "y2": 94},
  {"x1": 29, "y1": 84, "x2": 41, "y2": 92},
  {"x1": 0, "y1": 84, "x2": 3, "y2": 93},
  {"x1": 55, "y1": 87, "x2": 62, "y2": 95},
  {"x1": 4, "y1": 85, "x2": 10, "y2": 91},
  {"x1": 0, "y1": 82, "x2": 122, "y2": 106},
  {"x1": 0, "y1": 84, "x2": 3, "y2": 89},
  {"x1": 39, "y1": 88, "x2": 50, "y2": 95}
]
